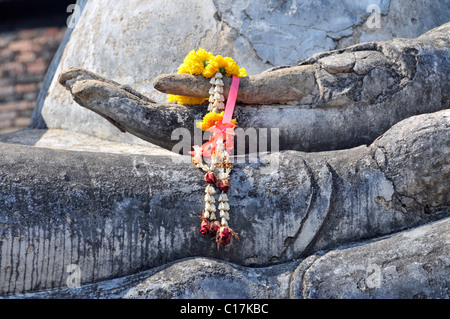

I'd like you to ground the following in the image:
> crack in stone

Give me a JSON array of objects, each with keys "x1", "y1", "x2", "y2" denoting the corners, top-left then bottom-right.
[
  {"x1": 279, "y1": 186, "x2": 315, "y2": 260},
  {"x1": 211, "y1": 0, "x2": 273, "y2": 67},
  {"x1": 370, "y1": 145, "x2": 426, "y2": 214},
  {"x1": 277, "y1": 159, "x2": 335, "y2": 262},
  {"x1": 288, "y1": 253, "x2": 324, "y2": 299},
  {"x1": 221, "y1": 18, "x2": 274, "y2": 67}
]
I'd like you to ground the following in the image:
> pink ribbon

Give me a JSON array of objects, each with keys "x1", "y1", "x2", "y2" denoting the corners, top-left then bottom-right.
[
  {"x1": 222, "y1": 75, "x2": 239, "y2": 124},
  {"x1": 190, "y1": 75, "x2": 240, "y2": 158}
]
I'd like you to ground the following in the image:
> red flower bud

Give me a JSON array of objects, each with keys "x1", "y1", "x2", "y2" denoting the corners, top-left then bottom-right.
[
  {"x1": 209, "y1": 221, "x2": 220, "y2": 236},
  {"x1": 216, "y1": 226, "x2": 239, "y2": 249},
  {"x1": 200, "y1": 219, "x2": 210, "y2": 235},
  {"x1": 220, "y1": 227, "x2": 232, "y2": 245},
  {"x1": 216, "y1": 178, "x2": 230, "y2": 193},
  {"x1": 204, "y1": 172, "x2": 217, "y2": 184}
]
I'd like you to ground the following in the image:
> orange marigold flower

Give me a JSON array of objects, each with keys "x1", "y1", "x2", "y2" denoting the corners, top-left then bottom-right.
[
  {"x1": 168, "y1": 94, "x2": 207, "y2": 105},
  {"x1": 196, "y1": 111, "x2": 237, "y2": 131}
]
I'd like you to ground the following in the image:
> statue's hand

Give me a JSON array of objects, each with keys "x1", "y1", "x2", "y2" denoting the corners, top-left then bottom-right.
[{"x1": 152, "y1": 65, "x2": 318, "y2": 105}]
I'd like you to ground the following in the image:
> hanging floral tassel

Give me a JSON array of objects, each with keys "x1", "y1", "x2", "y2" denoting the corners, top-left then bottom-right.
[
  {"x1": 192, "y1": 72, "x2": 240, "y2": 249},
  {"x1": 169, "y1": 49, "x2": 245, "y2": 249}
]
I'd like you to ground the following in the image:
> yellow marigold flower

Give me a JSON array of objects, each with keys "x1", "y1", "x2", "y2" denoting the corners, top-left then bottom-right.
[
  {"x1": 177, "y1": 50, "x2": 203, "y2": 75},
  {"x1": 168, "y1": 94, "x2": 207, "y2": 105},
  {"x1": 177, "y1": 63, "x2": 190, "y2": 74},
  {"x1": 196, "y1": 111, "x2": 237, "y2": 131},
  {"x1": 203, "y1": 55, "x2": 247, "y2": 78},
  {"x1": 224, "y1": 57, "x2": 240, "y2": 76},
  {"x1": 239, "y1": 67, "x2": 248, "y2": 77},
  {"x1": 168, "y1": 48, "x2": 246, "y2": 104},
  {"x1": 196, "y1": 48, "x2": 214, "y2": 64},
  {"x1": 177, "y1": 48, "x2": 214, "y2": 76},
  {"x1": 203, "y1": 55, "x2": 227, "y2": 78}
]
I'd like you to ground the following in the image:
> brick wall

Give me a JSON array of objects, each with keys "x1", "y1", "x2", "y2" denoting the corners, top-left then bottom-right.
[{"x1": 0, "y1": 26, "x2": 66, "y2": 134}]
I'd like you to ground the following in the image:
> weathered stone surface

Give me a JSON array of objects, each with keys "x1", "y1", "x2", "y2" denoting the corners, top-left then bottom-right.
[
  {"x1": 0, "y1": 128, "x2": 174, "y2": 157},
  {"x1": 0, "y1": 110, "x2": 448, "y2": 296},
  {"x1": 62, "y1": 23, "x2": 449, "y2": 153},
  {"x1": 30, "y1": 0, "x2": 450, "y2": 144},
  {"x1": 373, "y1": 109, "x2": 449, "y2": 212},
  {"x1": 4, "y1": 218, "x2": 448, "y2": 299},
  {"x1": 214, "y1": 0, "x2": 450, "y2": 64},
  {"x1": 124, "y1": 258, "x2": 296, "y2": 299},
  {"x1": 291, "y1": 217, "x2": 450, "y2": 299},
  {"x1": 0, "y1": 258, "x2": 299, "y2": 299},
  {"x1": 3, "y1": 0, "x2": 449, "y2": 300}
]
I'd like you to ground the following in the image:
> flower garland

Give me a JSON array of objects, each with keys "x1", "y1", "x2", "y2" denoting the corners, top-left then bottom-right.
[
  {"x1": 168, "y1": 48, "x2": 247, "y2": 105},
  {"x1": 169, "y1": 48, "x2": 246, "y2": 249}
]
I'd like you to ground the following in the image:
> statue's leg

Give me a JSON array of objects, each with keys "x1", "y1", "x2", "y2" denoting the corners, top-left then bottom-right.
[{"x1": 0, "y1": 110, "x2": 448, "y2": 295}]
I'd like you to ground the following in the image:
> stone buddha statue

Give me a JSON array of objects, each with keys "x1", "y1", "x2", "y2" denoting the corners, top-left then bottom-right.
[{"x1": 0, "y1": 0, "x2": 448, "y2": 299}]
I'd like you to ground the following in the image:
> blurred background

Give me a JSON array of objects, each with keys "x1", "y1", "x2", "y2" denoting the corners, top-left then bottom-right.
[{"x1": 0, "y1": 0, "x2": 73, "y2": 134}]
